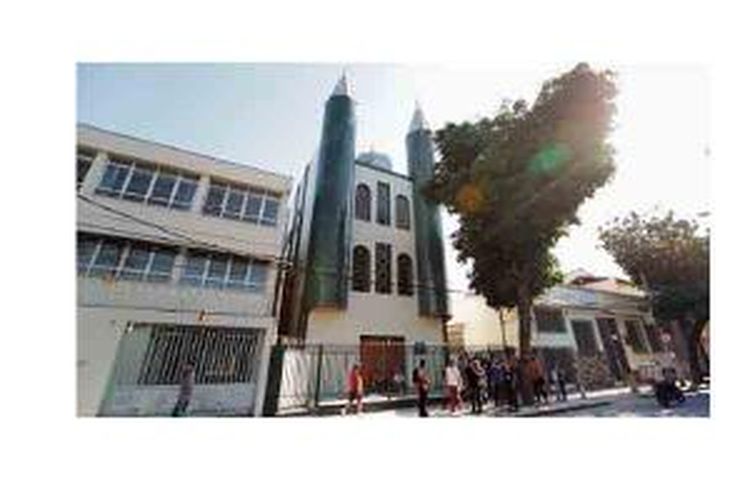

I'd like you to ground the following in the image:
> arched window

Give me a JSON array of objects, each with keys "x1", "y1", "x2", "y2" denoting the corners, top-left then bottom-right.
[
  {"x1": 395, "y1": 195, "x2": 410, "y2": 230},
  {"x1": 352, "y1": 245, "x2": 371, "y2": 292},
  {"x1": 397, "y1": 253, "x2": 414, "y2": 296},
  {"x1": 354, "y1": 184, "x2": 371, "y2": 221}
]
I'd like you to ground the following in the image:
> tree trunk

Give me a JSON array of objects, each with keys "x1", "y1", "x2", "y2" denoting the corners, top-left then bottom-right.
[
  {"x1": 517, "y1": 279, "x2": 534, "y2": 405},
  {"x1": 685, "y1": 317, "x2": 708, "y2": 389}
]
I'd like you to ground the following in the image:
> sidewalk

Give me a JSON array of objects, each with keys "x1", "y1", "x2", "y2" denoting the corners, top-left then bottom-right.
[
  {"x1": 413, "y1": 386, "x2": 631, "y2": 418},
  {"x1": 279, "y1": 385, "x2": 638, "y2": 417}
]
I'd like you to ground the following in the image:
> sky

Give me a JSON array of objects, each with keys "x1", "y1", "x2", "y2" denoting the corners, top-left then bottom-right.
[{"x1": 77, "y1": 63, "x2": 709, "y2": 293}]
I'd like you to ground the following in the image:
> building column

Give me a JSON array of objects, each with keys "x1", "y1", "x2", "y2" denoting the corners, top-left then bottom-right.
[
  {"x1": 80, "y1": 151, "x2": 108, "y2": 195},
  {"x1": 191, "y1": 175, "x2": 211, "y2": 215}
]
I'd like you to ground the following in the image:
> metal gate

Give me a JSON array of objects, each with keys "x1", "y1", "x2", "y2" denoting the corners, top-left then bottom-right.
[{"x1": 99, "y1": 323, "x2": 265, "y2": 416}]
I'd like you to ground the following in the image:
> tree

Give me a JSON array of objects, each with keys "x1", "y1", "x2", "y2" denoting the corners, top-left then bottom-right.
[
  {"x1": 599, "y1": 210, "x2": 709, "y2": 386},
  {"x1": 427, "y1": 63, "x2": 618, "y2": 400}
]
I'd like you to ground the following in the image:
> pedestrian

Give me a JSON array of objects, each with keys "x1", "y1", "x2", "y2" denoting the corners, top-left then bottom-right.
[
  {"x1": 413, "y1": 359, "x2": 430, "y2": 417},
  {"x1": 343, "y1": 363, "x2": 364, "y2": 415},
  {"x1": 444, "y1": 358, "x2": 463, "y2": 414},
  {"x1": 530, "y1": 355, "x2": 548, "y2": 405},
  {"x1": 488, "y1": 358, "x2": 503, "y2": 408},
  {"x1": 470, "y1": 359, "x2": 486, "y2": 414},
  {"x1": 172, "y1": 360, "x2": 195, "y2": 417},
  {"x1": 503, "y1": 357, "x2": 519, "y2": 411},
  {"x1": 557, "y1": 365, "x2": 568, "y2": 402}
]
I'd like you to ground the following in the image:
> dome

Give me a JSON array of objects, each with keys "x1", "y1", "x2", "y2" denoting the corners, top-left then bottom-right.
[{"x1": 356, "y1": 151, "x2": 393, "y2": 171}]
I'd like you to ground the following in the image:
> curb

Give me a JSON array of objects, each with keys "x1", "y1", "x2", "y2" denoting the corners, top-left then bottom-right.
[{"x1": 513, "y1": 400, "x2": 612, "y2": 417}]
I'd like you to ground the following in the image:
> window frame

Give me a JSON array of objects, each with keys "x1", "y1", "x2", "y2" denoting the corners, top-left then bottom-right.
[
  {"x1": 355, "y1": 183, "x2": 372, "y2": 222},
  {"x1": 396, "y1": 253, "x2": 414, "y2": 296},
  {"x1": 95, "y1": 155, "x2": 198, "y2": 210},
  {"x1": 351, "y1": 245, "x2": 371, "y2": 292},
  {"x1": 376, "y1": 182, "x2": 391, "y2": 226},
  {"x1": 395, "y1": 194, "x2": 410, "y2": 230},
  {"x1": 202, "y1": 179, "x2": 281, "y2": 227}
]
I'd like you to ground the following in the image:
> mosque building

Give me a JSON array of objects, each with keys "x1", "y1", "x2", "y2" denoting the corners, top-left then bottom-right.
[{"x1": 272, "y1": 75, "x2": 449, "y2": 406}]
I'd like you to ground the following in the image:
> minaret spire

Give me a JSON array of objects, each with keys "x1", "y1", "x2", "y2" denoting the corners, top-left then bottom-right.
[
  {"x1": 331, "y1": 71, "x2": 351, "y2": 97},
  {"x1": 409, "y1": 100, "x2": 430, "y2": 133}
]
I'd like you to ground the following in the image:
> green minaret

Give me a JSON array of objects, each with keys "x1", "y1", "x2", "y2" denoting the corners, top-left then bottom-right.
[
  {"x1": 407, "y1": 104, "x2": 448, "y2": 317},
  {"x1": 303, "y1": 75, "x2": 356, "y2": 309}
]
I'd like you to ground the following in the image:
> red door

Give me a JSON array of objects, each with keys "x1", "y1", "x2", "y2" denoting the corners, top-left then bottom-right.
[{"x1": 360, "y1": 336, "x2": 405, "y2": 393}]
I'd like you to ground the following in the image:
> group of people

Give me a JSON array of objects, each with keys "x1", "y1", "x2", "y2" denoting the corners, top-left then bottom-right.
[
  {"x1": 442, "y1": 352, "x2": 570, "y2": 415},
  {"x1": 342, "y1": 351, "x2": 572, "y2": 417}
]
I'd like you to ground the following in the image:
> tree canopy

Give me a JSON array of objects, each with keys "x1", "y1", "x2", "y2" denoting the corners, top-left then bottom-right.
[
  {"x1": 599, "y1": 210, "x2": 709, "y2": 382},
  {"x1": 428, "y1": 63, "x2": 618, "y2": 357}
]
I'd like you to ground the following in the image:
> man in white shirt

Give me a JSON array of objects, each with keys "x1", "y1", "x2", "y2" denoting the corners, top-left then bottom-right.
[{"x1": 444, "y1": 358, "x2": 463, "y2": 414}]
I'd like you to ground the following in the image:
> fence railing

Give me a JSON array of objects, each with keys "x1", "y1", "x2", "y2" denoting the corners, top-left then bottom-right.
[{"x1": 268, "y1": 341, "x2": 626, "y2": 413}]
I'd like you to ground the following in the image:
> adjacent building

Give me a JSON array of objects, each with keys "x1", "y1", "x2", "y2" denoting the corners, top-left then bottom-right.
[
  {"x1": 450, "y1": 272, "x2": 667, "y2": 389},
  {"x1": 76, "y1": 124, "x2": 292, "y2": 416}
]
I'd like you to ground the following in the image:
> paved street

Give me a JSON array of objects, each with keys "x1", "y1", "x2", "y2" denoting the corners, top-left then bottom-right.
[
  {"x1": 335, "y1": 387, "x2": 709, "y2": 418},
  {"x1": 559, "y1": 389, "x2": 709, "y2": 417}
]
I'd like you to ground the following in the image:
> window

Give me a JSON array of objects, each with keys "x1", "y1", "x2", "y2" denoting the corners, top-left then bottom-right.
[
  {"x1": 205, "y1": 255, "x2": 230, "y2": 288},
  {"x1": 122, "y1": 164, "x2": 155, "y2": 201},
  {"x1": 624, "y1": 319, "x2": 649, "y2": 354},
  {"x1": 397, "y1": 254, "x2": 414, "y2": 296},
  {"x1": 534, "y1": 307, "x2": 567, "y2": 334},
  {"x1": 224, "y1": 186, "x2": 245, "y2": 220},
  {"x1": 77, "y1": 234, "x2": 177, "y2": 282},
  {"x1": 88, "y1": 239, "x2": 126, "y2": 278},
  {"x1": 203, "y1": 183, "x2": 227, "y2": 216},
  {"x1": 180, "y1": 250, "x2": 269, "y2": 292},
  {"x1": 355, "y1": 184, "x2": 371, "y2": 221},
  {"x1": 376, "y1": 182, "x2": 391, "y2": 225},
  {"x1": 148, "y1": 247, "x2": 177, "y2": 282},
  {"x1": 137, "y1": 325, "x2": 262, "y2": 385},
  {"x1": 148, "y1": 170, "x2": 177, "y2": 206},
  {"x1": 181, "y1": 251, "x2": 209, "y2": 286},
  {"x1": 171, "y1": 176, "x2": 198, "y2": 210},
  {"x1": 77, "y1": 147, "x2": 96, "y2": 189},
  {"x1": 571, "y1": 320, "x2": 599, "y2": 357},
  {"x1": 96, "y1": 156, "x2": 198, "y2": 210},
  {"x1": 77, "y1": 234, "x2": 100, "y2": 274},
  {"x1": 352, "y1": 245, "x2": 371, "y2": 292},
  {"x1": 395, "y1": 195, "x2": 410, "y2": 230},
  {"x1": 375, "y1": 243, "x2": 392, "y2": 294},
  {"x1": 202, "y1": 180, "x2": 281, "y2": 227},
  {"x1": 96, "y1": 159, "x2": 130, "y2": 196},
  {"x1": 119, "y1": 243, "x2": 152, "y2": 280},
  {"x1": 261, "y1": 196, "x2": 280, "y2": 226},
  {"x1": 243, "y1": 188, "x2": 264, "y2": 223}
]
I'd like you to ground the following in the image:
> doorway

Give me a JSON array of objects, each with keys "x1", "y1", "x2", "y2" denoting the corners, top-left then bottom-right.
[{"x1": 596, "y1": 317, "x2": 630, "y2": 381}]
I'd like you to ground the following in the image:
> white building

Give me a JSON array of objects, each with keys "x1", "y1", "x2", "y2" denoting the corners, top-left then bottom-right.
[
  {"x1": 76, "y1": 124, "x2": 292, "y2": 416},
  {"x1": 450, "y1": 275, "x2": 666, "y2": 389}
]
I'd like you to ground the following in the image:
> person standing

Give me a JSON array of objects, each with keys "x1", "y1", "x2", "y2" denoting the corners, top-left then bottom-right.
[
  {"x1": 413, "y1": 359, "x2": 430, "y2": 417},
  {"x1": 469, "y1": 359, "x2": 486, "y2": 414},
  {"x1": 530, "y1": 355, "x2": 548, "y2": 405},
  {"x1": 444, "y1": 358, "x2": 463, "y2": 414},
  {"x1": 502, "y1": 357, "x2": 519, "y2": 411},
  {"x1": 344, "y1": 363, "x2": 364, "y2": 415},
  {"x1": 488, "y1": 358, "x2": 502, "y2": 408},
  {"x1": 172, "y1": 360, "x2": 195, "y2": 417}
]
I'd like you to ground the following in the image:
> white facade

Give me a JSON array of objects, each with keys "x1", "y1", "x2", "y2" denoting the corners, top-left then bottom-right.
[
  {"x1": 76, "y1": 124, "x2": 292, "y2": 416},
  {"x1": 450, "y1": 282, "x2": 663, "y2": 383},
  {"x1": 305, "y1": 163, "x2": 443, "y2": 344}
]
